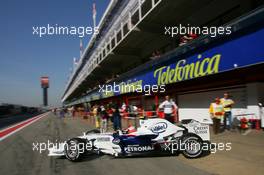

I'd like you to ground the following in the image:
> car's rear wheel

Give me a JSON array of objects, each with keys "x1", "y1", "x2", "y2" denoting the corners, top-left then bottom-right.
[
  {"x1": 181, "y1": 133, "x2": 203, "y2": 158},
  {"x1": 64, "y1": 138, "x2": 86, "y2": 162}
]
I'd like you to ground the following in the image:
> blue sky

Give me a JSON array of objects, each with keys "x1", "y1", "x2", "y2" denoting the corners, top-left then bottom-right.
[{"x1": 0, "y1": 0, "x2": 109, "y2": 107}]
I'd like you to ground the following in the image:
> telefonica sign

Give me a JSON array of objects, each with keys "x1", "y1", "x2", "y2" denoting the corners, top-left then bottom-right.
[
  {"x1": 82, "y1": 27, "x2": 264, "y2": 102},
  {"x1": 128, "y1": 28, "x2": 264, "y2": 87},
  {"x1": 154, "y1": 54, "x2": 221, "y2": 85}
]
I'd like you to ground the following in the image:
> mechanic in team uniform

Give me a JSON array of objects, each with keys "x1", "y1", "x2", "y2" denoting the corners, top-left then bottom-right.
[
  {"x1": 209, "y1": 97, "x2": 225, "y2": 134},
  {"x1": 221, "y1": 92, "x2": 235, "y2": 131},
  {"x1": 159, "y1": 95, "x2": 178, "y2": 123}
]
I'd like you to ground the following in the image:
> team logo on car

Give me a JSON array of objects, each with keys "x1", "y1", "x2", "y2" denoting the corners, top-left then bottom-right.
[
  {"x1": 150, "y1": 122, "x2": 168, "y2": 133},
  {"x1": 124, "y1": 145, "x2": 154, "y2": 152},
  {"x1": 193, "y1": 125, "x2": 209, "y2": 134},
  {"x1": 112, "y1": 138, "x2": 120, "y2": 144}
]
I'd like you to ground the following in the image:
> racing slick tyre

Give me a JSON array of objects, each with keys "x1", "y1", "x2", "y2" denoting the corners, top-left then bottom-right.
[
  {"x1": 64, "y1": 138, "x2": 87, "y2": 162},
  {"x1": 181, "y1": 133, "x2": 203, "y2": 158}
]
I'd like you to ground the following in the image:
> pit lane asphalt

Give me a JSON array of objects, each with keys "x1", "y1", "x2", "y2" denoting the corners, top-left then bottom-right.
[{"x1": 0, "y1": 113, "x2": 211, "y2": 175}]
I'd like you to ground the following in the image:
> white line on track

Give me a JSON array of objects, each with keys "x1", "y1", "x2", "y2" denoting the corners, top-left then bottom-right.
[{"x1": 0, "y1": 112, "x2": 49, "y2": 142}]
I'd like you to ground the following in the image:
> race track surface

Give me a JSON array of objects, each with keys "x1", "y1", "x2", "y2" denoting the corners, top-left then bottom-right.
[
  {"x1": 0, "y1": 113, "x2": 211, "y2": 175},
  {"x1": 0, "y1": 113, "x2": 42, "y2": 130}
]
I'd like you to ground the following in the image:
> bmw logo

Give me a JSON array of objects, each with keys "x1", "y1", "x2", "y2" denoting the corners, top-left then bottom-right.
[{"x1": 112, "y1": 138, "x2": 120, "y2": 144}]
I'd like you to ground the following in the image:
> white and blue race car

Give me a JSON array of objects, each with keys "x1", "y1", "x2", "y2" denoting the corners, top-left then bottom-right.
[{"x1": 48, "y1": 117, "x2": 212, "y2": 161}]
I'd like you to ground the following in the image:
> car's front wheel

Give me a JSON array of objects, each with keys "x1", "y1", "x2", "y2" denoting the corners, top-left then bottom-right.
[
  {"x1": 181, "y1": 133, "x2": 203, "y2": 158},
  {"x1": 64, "y1": 138, "x2": 86, "y2": 162}
]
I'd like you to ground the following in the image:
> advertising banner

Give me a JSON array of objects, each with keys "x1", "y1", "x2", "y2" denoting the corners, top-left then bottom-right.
[{"x1": 85, "y1": 28, "x2": 264, "y2": 102}]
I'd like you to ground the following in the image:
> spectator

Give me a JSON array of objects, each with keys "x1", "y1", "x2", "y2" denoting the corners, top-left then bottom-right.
[
  {"x1": 100, "y1": 106, "x2": 108, "y2": 133},
  {"x1": 64, "y1": 108, "x2": 68, "y2": 117},
  {"x1": 107, "y1": 105, "x2": 114, "y2": 130},
  {"x1": 107, "y1": 105, "x2": 113, "y2": 120},
  {"x1": 92, "y1": 105, "x2": 100, "y2": 129},
  {"x1": 121, "y1": 102, "x2": 126, "y2": 111},
  {"x1": 188, "y1": 32, "x2": 198, "y2": 40},
  {"x1": 179, "y1": 32, "x2": 198, "y2": 46},
  {"x1": 59, "y1": 108, "x2": 65, "y2": 118},
  {"x1": 209, "y1": 97, "x2": 225, "y2": 134},
  {"x1": 159, "y1": 95, "x2": 178, "y2": 123},
  {"x1": 72, "y1": 106, "x2": 76, "y2": 117},
  {"x1": 179, "y1": 35, "x2": 189, "y2": 46},
  {"x1": 221, "y1": 92, "x2": 235, "y2": 131},
  {"x1": 150, "y1": 50, "x2": 161, "y2": 60},
  {"x1": 84, "y1": 105, "x2": 90, "y2": 119},
  {"x1": 53, "y1": 108, "x2": 57, "y2": 115},
  {"x1": 96, "y1": 105, "x2": 101, "y2": 128},
  {"x1": 127, "y1": 105, "x2": 138, "y2": 117},
  {"x1": 112, "y1": 105, "x2": 122, "y2": 131}
]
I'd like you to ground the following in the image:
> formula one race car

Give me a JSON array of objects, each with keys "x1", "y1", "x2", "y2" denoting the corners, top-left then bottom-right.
[{"x1": 48, "y1": 117, "x2": 212, "y2": 161}]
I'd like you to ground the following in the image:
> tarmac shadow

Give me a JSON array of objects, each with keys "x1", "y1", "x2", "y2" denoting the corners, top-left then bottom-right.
[{"x1": 56, "y1": 153, "x2": 104, "y2": 162}]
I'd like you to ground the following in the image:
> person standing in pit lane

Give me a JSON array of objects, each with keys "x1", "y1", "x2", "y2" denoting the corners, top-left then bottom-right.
[
  {"x1": 112, "y1": 104, "x2": 122, "y2": 131},
  {"x1": 92, "y1": 105, "x2": 99, "y2": 129},
  {"x1": 96, "y1": 105, "x2": 101, "y2": 129},
  {"x1": 209, "y1": 97, "x2": 225, "y2": 134},
  {"x1": 100, "y1": 105, "x2": 108, "y2": 133},
  {"x1": 221, "y1": 92, "x2": 235, "y2": 131},
  {"x1": 159, "y1": 95, "x2": 178, "y2": 123},
  {"x1": 59, "y1": 108, "x2": 65, "y2": 118}
]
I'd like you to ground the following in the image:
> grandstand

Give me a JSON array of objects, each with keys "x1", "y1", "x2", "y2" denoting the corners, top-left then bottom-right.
[{"x1": 62, "y1": 0, "x2": 264, "y2": 122}]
